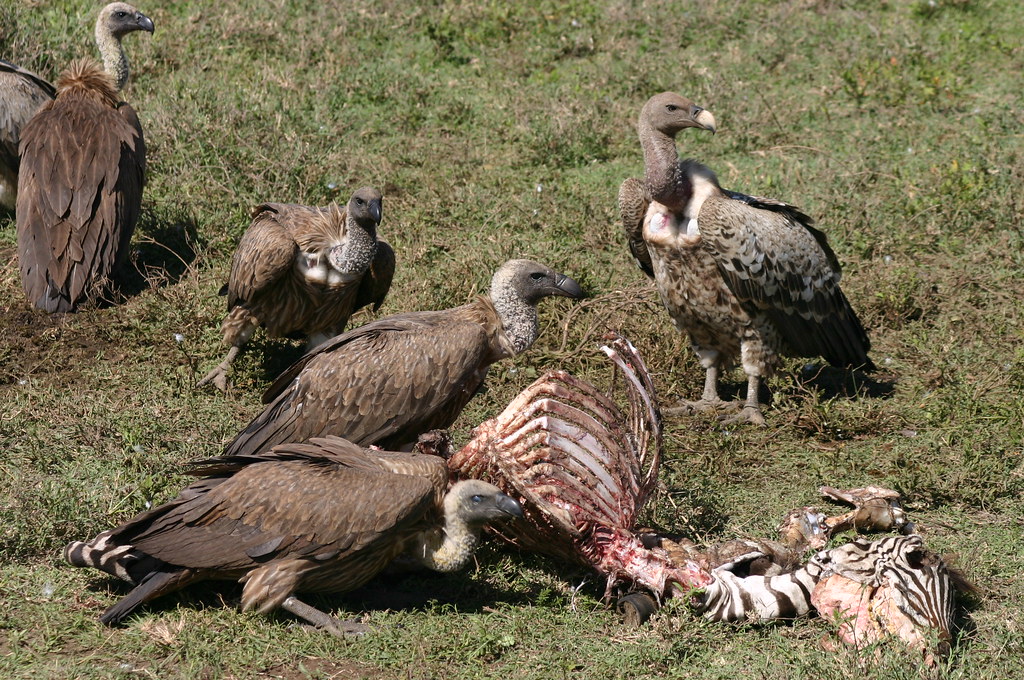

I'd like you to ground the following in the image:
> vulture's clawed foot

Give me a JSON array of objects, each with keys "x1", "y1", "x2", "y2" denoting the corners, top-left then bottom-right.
[
  {"x1": 663, "y1": 398, "x2": 740, "y2": 418},
  {"x1": 282, "y1": 596, "x2": 370, "y2": 637},
  {"x1": 196, "y1": 364, "x2": 232, "y2": 392},
  {"x1": 196, "y1": 347, "x2": 240, "y2": 392},
  {"x1": 718, "y1": 406, "x2": 766, "y2": 427},
  {"x1": 317, "y1": 618, "x2": 371, "y2": 638}
]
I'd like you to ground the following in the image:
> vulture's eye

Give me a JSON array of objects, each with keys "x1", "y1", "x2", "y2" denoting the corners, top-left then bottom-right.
[
  {"x1": 666, "y1": 104, "x2": 678, "y2": 112},
  {"x1": 116, "y1": 11, "x2": 128, "y2": 18},
  {"x1": 355, "y1": 198, "x2": 364, "y2": 205},
  {"x1": 470, "y1": 494, "x2": 483, "y2": 504},
  {"x1": 529, "y1": 272, "x2": 545, "y2": 280}
]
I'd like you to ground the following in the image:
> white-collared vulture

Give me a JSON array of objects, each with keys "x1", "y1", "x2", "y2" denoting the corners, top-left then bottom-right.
[
  {"x1": 15, "y1": 3, "x2": 154, "y2": 313},
  {"x1": 65, "y1": 435, "x2": 523, "y2": 633},
  {"x1": 224, "y1": 258, "x2": 584, "y2": 456},
  {"x1": 0, "y1": 60, "x2": 55, "y2": 211},
  {"x1": 619, "y1": 92, "x2": 873, "y2": 425},
  {"x1": 198, "y1": 188, "x2": 394, "y2": 391}
]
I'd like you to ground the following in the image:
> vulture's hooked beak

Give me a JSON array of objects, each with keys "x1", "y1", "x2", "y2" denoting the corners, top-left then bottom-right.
[
  {"x1": 552, "y1": 273, "x2": 585, "y2": 300},
  {"x1": 495, "y1": 493, "x2": 524, "y2": 519},
  {"x1": 368, "y1": 199, "x2": 383, "y2": 226},
  {"x1": 693, "y1": 107, "x2": 716, "y2": 134},
  {"x1": 137, "y1": 12, "x2": 155, "y2": 33}
]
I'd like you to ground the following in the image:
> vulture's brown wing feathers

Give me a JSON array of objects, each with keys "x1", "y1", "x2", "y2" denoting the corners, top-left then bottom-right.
[
  {"x1": 1, "y1": 59, "x2": 55, "y2": 181},
  {"x1": 618, "y1": 177, "x2": 654, "y2": 278},
  {"x1": 229, "y1": 310, "x2": 494, "y2": 455},
  {"x1": 118, "y1": 439, "x2": 438, "y2": 567},
  {"x1": 78, "y1": 438, "x2": 448, "y2": 622},
  {"x1": 699, "y1": 194, "x2": 873, "y2": 369},
  {"x1": 130, "y1": 459, "x2": 435, "y2": 571},
  {"x1": 225, "y1": 204, "x2": 300, "y2": 310},
  {"x1": 16, "y1": 62, "x2": 144, "y2": 312},
  {"x1": 722, "y1": 189, "x2": 815, "y2": 234},
  {"x1": 354, "y1": 238, "x2": 395, "y2": 312},
  {"x1": 88, "y1": 438, "x2": 441, "y2": 625}
]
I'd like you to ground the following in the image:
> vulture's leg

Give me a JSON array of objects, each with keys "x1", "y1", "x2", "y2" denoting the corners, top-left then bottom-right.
[
  {"x1": 280, "y1": 596, "x2": 370, "y2": 637},
  {"x1": 664, "y1": 364, "x2": 740, "y2": 417},
  {"x1": 197, "y1": 346, "x2": 240, "y2": 392},
  {"x1": 719, "y1": 373, "x2": 766, "y2": 426}
]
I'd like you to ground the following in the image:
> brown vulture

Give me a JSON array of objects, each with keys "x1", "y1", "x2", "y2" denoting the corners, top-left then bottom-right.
[
  {"x1": 198, "y1": 188, "x2": 394, "y2": 391},
  {"x1": 618, "y1": 92, "x2": 873, "y2": 425},
  {"x1": 224, "y1": 258, "x2": 584, "y2": 456},
  {"x1": 0, "y1": 59, "x2": 55, "y2": 211},
  {"x1": 16, "y1": 2, "x2": 154, "y2": 313},
  {"x1": 65, "y1": 435, "x2": 523, "y2": 633}
]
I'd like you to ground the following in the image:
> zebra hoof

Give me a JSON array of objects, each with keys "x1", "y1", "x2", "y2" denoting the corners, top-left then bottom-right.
[{"x1": 617, "y1": 592, "x2": 658, "y2": 627}]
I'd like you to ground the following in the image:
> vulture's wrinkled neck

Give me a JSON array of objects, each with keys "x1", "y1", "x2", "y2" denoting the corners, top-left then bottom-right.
[
  {"x1": 95, "y1": 23, "x2": 130, "y2": 91},
  {"x1": 489, "y1": 285, "x2": 538, "y2": 356},
  {"x1": 410, "y1": 503, "x2": 482, "y2": 573},
  {"x1": 332, "y1": 218, "x2": 377, "y2": 275},
  {"x1": 639, "y1": 122, "x2": 690, "y2": 212}
]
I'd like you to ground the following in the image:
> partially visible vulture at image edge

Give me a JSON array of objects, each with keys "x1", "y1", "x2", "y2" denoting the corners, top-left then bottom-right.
[
  {"x1": 198, "y1": 188, "x2": 394, "y2": 391},
  {"x1": 224, "y1": 258, "x2": 585, "y2": 456},
  {"x1": 618, "y1": 91, "x2": 873, "y2": 425},
  {"x1": 64, "y1": 435, "x2": 523, "y2": 633},
  {"x1": 0, "y1": 60, "x2": 55, "y2": 211},
  {"x1": 16, "y1": 2, "x2": 154, "y2": 313}
]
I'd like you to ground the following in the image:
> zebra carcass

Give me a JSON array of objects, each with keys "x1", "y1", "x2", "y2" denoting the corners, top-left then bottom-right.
[
  {"x1": 447, "y1": 334, "x2": 826, "y2": 623},
  {"x1": 810, "y1": 535, "x2": 973, "y2": 666},
  {"x1": 448, "y1": 334, "x2": 714, "y2": 612},
  {"x1": 446, "y1": 334, "x2": 971, "y2": 660}
]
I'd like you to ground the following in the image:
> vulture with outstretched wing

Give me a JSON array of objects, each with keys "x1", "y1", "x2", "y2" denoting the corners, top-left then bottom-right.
[
  {"x1": 619, "y1": 92, "x2": 872, "y2": 424},
  {"x1": 224, "y1": 258, "x2": 584, "y2": 455},
  {"x1": 65, "y1": 435, "x2": 522, "y2": 633},
  {"x1": 199, "y1": 188, "x2": 394, "y2": 390},
  {"x1": 16, "y1": 2, "x2": 153, "y2": 313},
  {"x1": 0, "y1": 59, "x2": 55, "y2": 211}
]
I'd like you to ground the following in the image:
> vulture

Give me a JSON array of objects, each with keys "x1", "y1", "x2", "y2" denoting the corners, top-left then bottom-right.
[
  {"x1": 65, "y1": 435, "x2": 523, "y2": 633},
  {"x1": 16, "y1": 2, "x2": 154, "y2": 313},
  {"x1": 224, "y1": 258, "x2": 584, "y2": 456},
  {"x1": 198, "y1": 188, "x2": 394, "y2": 391},
  {"x1": 619, "y1": 92, "x2": 873, "y2": 425},
  {"x1": 0, "y1": 59, "x2": 55, "y2": 211}
]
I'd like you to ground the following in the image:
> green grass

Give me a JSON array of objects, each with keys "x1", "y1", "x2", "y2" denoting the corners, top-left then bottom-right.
[{"x1": 2, "y1": 0, "x2": 1023, "y2": 677}]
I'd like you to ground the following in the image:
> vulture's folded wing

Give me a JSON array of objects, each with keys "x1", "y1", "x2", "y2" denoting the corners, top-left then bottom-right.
[{"x1": 698, "y1": 194, "x2": 873, "y2": 369}]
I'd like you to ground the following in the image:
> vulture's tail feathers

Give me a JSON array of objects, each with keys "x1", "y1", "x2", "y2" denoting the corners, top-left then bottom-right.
[
  {"x1": 64, "y1": 531, "x2": 161, "y2": 585},
  {"x1": 99, "y1": 568, "x2": 199, "y2": 626}
]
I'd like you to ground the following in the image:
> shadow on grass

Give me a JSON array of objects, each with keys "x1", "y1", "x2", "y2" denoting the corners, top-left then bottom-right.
[
  {"x1": 115, "y1": 203, "x2": 203, "y2": 301},
  {"x1": 82, "y1": 552, "x2": 551, "y2": 628},
  {"x1": 796, "y1": 364, "x2": 896, "y2": 401}
]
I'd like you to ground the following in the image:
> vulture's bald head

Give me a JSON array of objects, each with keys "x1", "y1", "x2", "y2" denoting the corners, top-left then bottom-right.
[
  {"x1": 490, "y1": 259, "x2": 584, "y2": 306},
  {"x1": 446, "y1": 479, "x2": 523, "y2": 528},
  {"x1": 347, "y1": 186, "x2": 383, "y2": 230},
  {"x1": 98, "y1": 3, "x2": 155, "y2": 38},
  {"x1": 640, "y1": 92, "x2": 717, "y2": 137}
]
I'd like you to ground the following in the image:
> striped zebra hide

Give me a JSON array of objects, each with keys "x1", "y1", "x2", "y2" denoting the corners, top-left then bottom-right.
[
  {"x1": 694, "y1": 551, "x2": 823, "y2": 622},
  {"x1": 695, "y1": 532, "x2": 969, "y2": 655},
  {"x1": 810, "y1": 534, "x2": 970, "y2": 665}
]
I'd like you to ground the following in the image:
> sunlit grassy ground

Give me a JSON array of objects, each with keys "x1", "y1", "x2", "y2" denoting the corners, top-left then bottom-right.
[{"x1": 1, "y1": 0, "x2": 1022, "y2": 678}]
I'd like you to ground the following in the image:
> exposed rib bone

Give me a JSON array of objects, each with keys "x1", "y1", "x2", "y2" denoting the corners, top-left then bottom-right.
[{"x1": 448, "y1": 333, "x2": 712, "y2": 599}]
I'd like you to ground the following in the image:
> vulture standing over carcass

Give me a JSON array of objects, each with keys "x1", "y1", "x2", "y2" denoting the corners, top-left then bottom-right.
[
  {"x1": 65, "y1": 436, "x2": 523, "y2": 633},
  {"x1": 198, "y1": 188, "x2": 394, "y2": 391},
  {"x1": 224, "y1": 258, "x2": 584, "y2": 456},
  {"x1": 16, "y1": 3, "x2": 154, "y2": 313},
  {"x1": 619, "y1": 92, "x2": 873, "y2": 424},
  {"x1": 0, "y1": 59, "x2": 55, "y2": 211}
]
